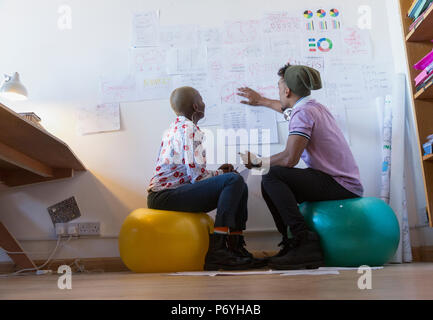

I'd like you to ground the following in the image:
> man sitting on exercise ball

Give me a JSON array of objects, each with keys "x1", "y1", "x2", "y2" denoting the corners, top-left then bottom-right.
[{"x1": 237, "y1": 64, "x2": 363, "y2": 270}]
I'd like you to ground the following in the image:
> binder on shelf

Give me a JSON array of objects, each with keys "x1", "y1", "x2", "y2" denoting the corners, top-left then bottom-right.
[
  {"x1": 415, "y1": 73, "x2": 433, "y2": 93},
  {"x1": 414, "y1": 61, "x2": 433, "y2": 86},
  {"x1": 409, "y1": 0, "x2": 424, "y2": 18},
  {"x1": 408, "y1": 0, "x2": 419, "y2": 16},
  {"x1": 414, "y1": 49, "x2": 433, "y2": 70},
  {"x1": 424, "y1": 142, "x2": 432, "y2": 156},
  {"x1": 409, "y1": 0, "x2": 433, "y2": 19},
  {"x1": 423, "y1": 134, "x2": 433, "y2": 156},
  {"x1": 409, "y1": 12, "x2": 425, "y2": 30},
  {"x1": 414, "y1": 0, "x2": 427, "y2": 18}
]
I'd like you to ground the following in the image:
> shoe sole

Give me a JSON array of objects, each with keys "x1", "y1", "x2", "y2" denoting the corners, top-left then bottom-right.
[
  {"x1": 250, "y1": 261, "x2": 269, "y2": 269},
  {"x1": 204, "y1": 263, "x2": 255, "y2": 271},
  {"x1": 268, "y1": 260, "x2": 325, "y2": 270}
]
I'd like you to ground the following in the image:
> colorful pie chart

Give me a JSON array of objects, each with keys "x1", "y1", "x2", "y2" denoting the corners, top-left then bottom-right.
[
  {"x1": 330, "y1": 8, "x2": 339, "y2": 17},
  {"x1": 304, "y1": 10, "x2": 313, "y2": 19},
  {"x1": 317, "y1": 9, "x2": 326, "y2": 18}
]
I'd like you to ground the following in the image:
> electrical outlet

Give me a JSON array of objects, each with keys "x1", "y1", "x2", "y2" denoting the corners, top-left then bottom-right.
[
  {"x1": 67, "y1": 224, "x2": 78, "y2": 236},
  {"x1": 77, "y1": 222, "x2": 100, "y2": 236},
  {"x1": 56, "y1": 222, "x2": 100, "y2": 237},
  {"x1": 55, "y1": 223, "x2": 66, "y2": 237}
]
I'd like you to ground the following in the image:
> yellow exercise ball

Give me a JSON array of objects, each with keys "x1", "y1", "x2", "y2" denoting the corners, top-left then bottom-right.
[{"x1": 119, "y1": 208, "x2": 214, "y2": 273}]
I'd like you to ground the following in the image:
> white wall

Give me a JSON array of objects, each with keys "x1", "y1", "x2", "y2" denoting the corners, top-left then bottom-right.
[{"x1": 0, "y1": 0, "x2": 429, "y2": 264}]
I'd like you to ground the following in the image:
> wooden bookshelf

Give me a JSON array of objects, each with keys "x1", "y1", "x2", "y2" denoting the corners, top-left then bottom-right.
[{"x1": 400, "y1": 0, "x2": 433, "y2": 226}]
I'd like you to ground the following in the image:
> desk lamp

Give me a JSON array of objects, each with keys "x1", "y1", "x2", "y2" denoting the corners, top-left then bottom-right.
[{"x1": 0, "y1": 72, "x2": 28, "y2": 101}]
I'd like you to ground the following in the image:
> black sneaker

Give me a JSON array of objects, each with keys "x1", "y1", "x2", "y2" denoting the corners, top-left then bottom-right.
[
  {"x1": 204, "y1": 233, "x2": 252, "y2": 271},
  {"x1": 227, "y1": 234, "x2": 268, "y2": 269},
  {"x1": 268, "y1": 231, "x2": 325, "y2": 270}
]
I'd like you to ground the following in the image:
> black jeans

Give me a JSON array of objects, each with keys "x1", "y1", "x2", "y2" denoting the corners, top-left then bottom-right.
[
  {"x1": 261, "y1": 166, "x2": 359, "y2": 239},
  {"x1": 147, "y1": 172, "x2": 248, "y2": 230}
]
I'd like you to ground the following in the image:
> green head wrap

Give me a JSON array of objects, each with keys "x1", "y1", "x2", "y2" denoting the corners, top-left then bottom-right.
[{"x1": 283, "y1": 65, "x2": 322, "y2": 97}]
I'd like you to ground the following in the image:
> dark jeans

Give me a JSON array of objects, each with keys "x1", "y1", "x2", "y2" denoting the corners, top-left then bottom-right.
[
  {"x1": 147, "y1": 172, "x2": 248, "y2": 230},
  {"x1": 261, "y1": 166, "x2": 359, "y2": 239}
]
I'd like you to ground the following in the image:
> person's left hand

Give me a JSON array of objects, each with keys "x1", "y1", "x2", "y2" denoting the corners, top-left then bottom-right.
[{"x1": 218, "y1": 164, "x2": 235, "y2": 173}]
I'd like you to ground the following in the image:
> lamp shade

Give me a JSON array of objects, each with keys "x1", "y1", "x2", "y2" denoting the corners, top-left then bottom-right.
[{"x1": 0, "y1": 72, "x2": 28, "y2": 101}]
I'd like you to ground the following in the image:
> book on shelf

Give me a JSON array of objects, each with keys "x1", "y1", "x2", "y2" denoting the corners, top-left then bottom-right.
[
  {"x1": 408, "y1": 0, "x2": 419, "y2": 16},
  {"x1": 409, "y1": 9, "x2": 426, "y2": 30},
  {"x1": 423, "y1": 134, "x2": 433, "y2": 156},
  {"x1": 408, "y1": 0, "x2": 433, "y2": 20},
  {"x1": 414, "y1": 49, "x2": 433, "y2": 70},
  {"x1": 415, "y1": 72, "x2": 433, "y2": 92},
  {"x1": 408, "y1": 0, "x2": 424, "y2": 18},
  {"x1": 415, "y1": 0, "x2": 429, "y2": 19},
  {"x1": 415, "y1": 61, "x2": 433, "y2": 86}
]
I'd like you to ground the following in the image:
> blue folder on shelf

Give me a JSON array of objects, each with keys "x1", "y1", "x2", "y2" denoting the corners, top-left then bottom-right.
[{"x1": 409, "y1": 0, "x2": 433, "y2": 19}]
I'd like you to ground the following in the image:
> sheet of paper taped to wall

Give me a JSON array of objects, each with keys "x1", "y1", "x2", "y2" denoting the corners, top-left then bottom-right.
[
  {"x1": 77, "y1": 103, "x2": 120, "y2": 135},
  {"x1": 99, "y1": 75, "x2": 138, "y2": 103},
  {"x1": 166, "y1": 46, "x2": 207, "y2": 75},
  {"x1": 135, "y1": 74, "x2": 172, "y2": 100},
  {"x1": 129, "y1": 47, "x2": 166, "y2": 75},
  {"x1": 131, "y1": 11, "x2": 160, "y2": 47},
  {"x1": 159, "y1": 25, "x2": 199, "y2": 47}
]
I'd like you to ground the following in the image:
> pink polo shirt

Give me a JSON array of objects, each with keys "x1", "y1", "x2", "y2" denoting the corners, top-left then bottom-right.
[{"x1": 288, "y1": 97, "x2": 364, "y2": 196}]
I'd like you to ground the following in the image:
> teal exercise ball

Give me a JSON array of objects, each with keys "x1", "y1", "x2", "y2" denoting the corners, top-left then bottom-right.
[{"x1": 299, "y1": 197, "x2": 400, "y2": 267}]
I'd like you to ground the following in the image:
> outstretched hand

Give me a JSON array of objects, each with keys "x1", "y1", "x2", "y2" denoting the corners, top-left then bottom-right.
[
  {"x1": 239, "y1": 151, "x2": 262, "y2": 169},
  {"x1": 237, "y1": 87, "x2": 265, "y2": 106}
]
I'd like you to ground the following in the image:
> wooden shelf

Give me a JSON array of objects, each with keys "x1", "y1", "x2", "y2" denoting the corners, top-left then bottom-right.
[
  {"x1": 406, "y1": 3, "x2": 433, "y2": 42},
  {"x1": 414, "y1": 77, "x2": 433, "y2": 99},
  {"x1": 401, "y1": 0, "x2": 433, "y2": 227},
  {"x1": 424, "y1": 153, "x2": 433, "y2": 161}
]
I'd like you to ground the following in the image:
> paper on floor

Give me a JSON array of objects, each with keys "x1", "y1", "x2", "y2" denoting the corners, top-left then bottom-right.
[
  {"x1": 170, "y1": 269, "x2": 342, "y2": 276},
  {"x1": 318, "y1": 267, "x2": 384, "y2": 271},
  {"x1": 169, "y1": 271, "x2": 219, "y2": 276},
  {"x1": 169, "y1": 270, "x2": 289, "y2": 276},
  {"x1": 280, "y1": 270, "x2": 340, "y2": 276}
]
